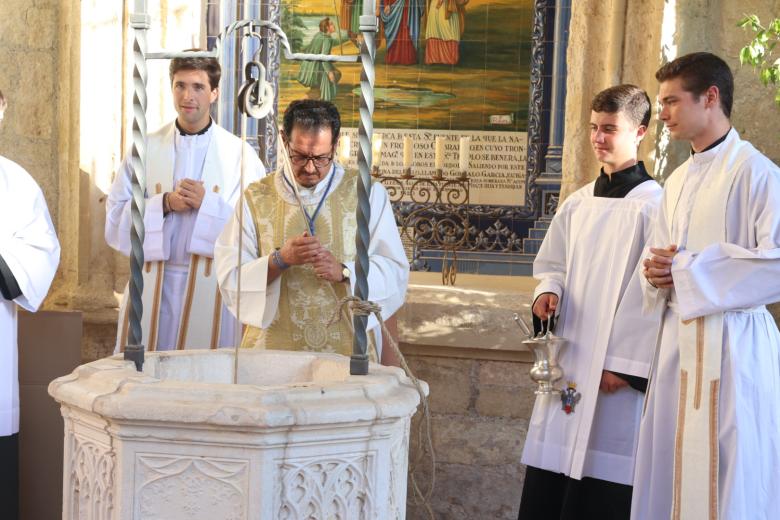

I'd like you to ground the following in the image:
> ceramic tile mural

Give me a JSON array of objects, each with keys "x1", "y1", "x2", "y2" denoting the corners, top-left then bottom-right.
[
  {"x1": 202, "y1": 0, "x2": 553, "y2": 274},
  {"x1": 279, "y1": 0, "x2": 532, "y2": 132}
]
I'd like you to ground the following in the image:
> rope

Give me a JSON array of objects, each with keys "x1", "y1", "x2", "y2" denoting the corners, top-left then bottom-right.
[
  {"x1": 327, "y1": 296, "x2": 437, "y2": 520},
  {"x1": 233, "y1": 113, "x2": 248, "y2": 385}
]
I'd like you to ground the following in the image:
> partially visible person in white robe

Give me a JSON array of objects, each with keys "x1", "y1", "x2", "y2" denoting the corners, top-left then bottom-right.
[
  {"x1": 0, "y1": 131, "x2": 60, "y2": 517},
  {"x1": 635, "y1": 52, "x2": 780, "y2": 520},
  {"x1": 215, "y1": 99, "x2": 408, "y2": 363},
  {"x1": 106, "y1": 53, "x2": 264, "y2": 352},
  {"x1": 519, "y1": 85, "x2": 663, "y2": 520}
]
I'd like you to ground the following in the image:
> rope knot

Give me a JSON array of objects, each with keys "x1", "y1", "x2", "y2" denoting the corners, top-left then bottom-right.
[{"x1": 328, "y1": 295, "x2": 383, "y2": 326}]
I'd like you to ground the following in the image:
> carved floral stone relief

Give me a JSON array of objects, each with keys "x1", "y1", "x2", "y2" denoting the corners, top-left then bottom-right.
[
  {"x1": 277, "y1": 454, "x2": 375, "y2": 519},
  {"x1": 68, "y1": 431, "x2": 116, "y2": 520},
  {"x1": 136, "y1": 454, "x2": 249, "y2": 520}
]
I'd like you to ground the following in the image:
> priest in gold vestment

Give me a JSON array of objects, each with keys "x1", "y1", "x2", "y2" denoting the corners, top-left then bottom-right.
[{"x1": 215, "y1": 100, "x2": 409, "y2": 360}]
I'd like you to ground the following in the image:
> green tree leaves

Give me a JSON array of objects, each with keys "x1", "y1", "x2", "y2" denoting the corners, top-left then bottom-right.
[{"x1": 739, "y1": 15, "x2": 780, "y2": 107}]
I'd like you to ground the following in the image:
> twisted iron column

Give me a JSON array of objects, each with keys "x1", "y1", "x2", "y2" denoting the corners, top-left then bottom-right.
[
  {"x1": 124, "y1": 4, "x2": 150, "y2": 371},
  {"x1": 351, "y1": 7, "x2": 378, "y2": 376}
]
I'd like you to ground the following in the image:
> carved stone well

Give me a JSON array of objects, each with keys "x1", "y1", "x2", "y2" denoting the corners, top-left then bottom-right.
[{"x1": 48, "y1": 350, "x2": 424, "y2": 519}]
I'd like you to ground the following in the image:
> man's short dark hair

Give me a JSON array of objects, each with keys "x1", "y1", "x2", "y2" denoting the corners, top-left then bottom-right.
[
  {"x1": 283, "y1": 99, "x2": 341, "y2": 144},
  {"x1": 655, "y1": 52, "x2": 734, "y2": 118},
  {"x1": 591, "y1": 84, "x2": 651, "y2": 128},
  {"x1": 0, "y1": 88, "x2": 6, "y2": 110},
  {"x1": 169, "y1": 51, "x2": 221, "y2": 90}
]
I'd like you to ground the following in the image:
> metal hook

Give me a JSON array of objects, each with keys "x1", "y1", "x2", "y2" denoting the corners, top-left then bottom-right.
[
  {"x1": 544, "y1": 315, "x2": 553, "y2": 337},
  {"x1": 239, "y1": 23, "x2": 265, "y2": 63}
]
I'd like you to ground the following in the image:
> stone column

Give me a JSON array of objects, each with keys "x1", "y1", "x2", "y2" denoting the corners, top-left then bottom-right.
[
  {"x1": 622, "y1": 0, "x2": 666, "y2": 176},
  {"x1": 560, "y1": 0, "x2": 630, "y2": 200},
  {"x1": 559, "y1": 0, "x2": 667, "y2": 198},
  {"x1": 0, "y1": 0, "x2": 84, "y2": 311}
]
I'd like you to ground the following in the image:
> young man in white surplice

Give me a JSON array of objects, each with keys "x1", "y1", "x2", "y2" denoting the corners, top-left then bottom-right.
[
  {"x1": 106, "y1": 53, "x2": 265, "y2": 351},
  {"x1": 0, "y1": 88, "x2": 61, "y2": 520},
  {"x1": 634, "y1": 52, "x2": 780, "y2": 520},
  {"x1": 519, "y1": 85, "x2": 663, "y2": 520}
]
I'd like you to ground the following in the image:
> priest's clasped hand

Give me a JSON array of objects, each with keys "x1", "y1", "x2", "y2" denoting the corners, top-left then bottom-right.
[
  {"x1": 643, "y1": 244, "x2": 678, "y2": 289},
  {"x1": 312, "y1": 249, "x2": 345, "y2": 283},
  {"x1": 279, "y1": 234, "x2": 322, "y2": 266},
  {"x1": 165, "y1": 190, "x2": 190, "y2": 213},
  {"x1": 278, "y1": 234, "x2": 345, "y2": 283}
]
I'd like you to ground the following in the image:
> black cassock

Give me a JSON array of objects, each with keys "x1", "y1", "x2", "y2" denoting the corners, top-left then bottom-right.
[
  {"x1": 0, "y1": 253, "x2": 20, "y2": 520},
  {"x1": 0, "y1": 433, "x2": 19, "y2": 520}
]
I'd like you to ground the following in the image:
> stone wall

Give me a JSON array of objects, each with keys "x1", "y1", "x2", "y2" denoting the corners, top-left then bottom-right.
[
  {"x1": 405, "y1": 355, "x2": 534, "y2": 520},
  {"x1": 399, "y1": 273, "x2": 536, "y2": 519},
  {"x1": 0, "y1": 0, "x2": 67, "y2": 218},
  {"x1": 0, "y1": 0, "x2": 80, "y2": 306},
  {"x1": 722, "y1": 0, "x2": 780, "y2": 166},
  {"x1": 0, "y1": 1, "x2": 121, "y2": 357}
]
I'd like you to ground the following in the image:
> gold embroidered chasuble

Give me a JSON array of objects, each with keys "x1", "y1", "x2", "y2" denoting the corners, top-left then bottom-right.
[{"x1": 242, "y1": 169, "x2": 375, "y2": 358}]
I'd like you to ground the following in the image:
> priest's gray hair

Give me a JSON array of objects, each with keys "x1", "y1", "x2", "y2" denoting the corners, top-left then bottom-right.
[
  {"x1": 591, "y1": 84, "x2": 651, "y2": 128},
  {"x1": 282, "y1": 99, "x2": 341, "y2": 145},
  {"x1": 169, "y1": 50, "x2": 221, "y2": 91}
]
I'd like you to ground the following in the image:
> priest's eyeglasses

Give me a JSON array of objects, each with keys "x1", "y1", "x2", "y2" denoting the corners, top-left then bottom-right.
[{"x1": 288, "y1": 151, "x2": 334, "y2": 169}]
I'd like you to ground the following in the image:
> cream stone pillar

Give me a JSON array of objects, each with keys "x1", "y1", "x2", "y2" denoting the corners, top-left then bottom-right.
[
  {"x1": 559, "y1": 0, "x2": 629, "y2": 200},
  {"x1": 648, "y1": 0, "x2": 723, "y2": 183},
  {"x1": 641, "y1": 0, "x2": 779, "y2": 180},
  {"x1": 0, "y1": 0, "x2": 87, "y2": 312},
  {"x1": 53, "y1": 0, "x2": 122, "y2": 361},
  {"x1": 560, "y1": 0, "x2": 664, "y2": 199},
  {"x1": 623, "y1": 1, "x2": 667, "y2": 174}
]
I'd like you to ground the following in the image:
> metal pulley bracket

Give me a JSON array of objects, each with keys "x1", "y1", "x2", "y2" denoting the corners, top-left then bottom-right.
[{"x1": 236, "y1": 60, "x2": 274, "y2": 120}]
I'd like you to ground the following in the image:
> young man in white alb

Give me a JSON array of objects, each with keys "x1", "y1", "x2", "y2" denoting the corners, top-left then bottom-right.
[
  {"x1": 0, "y1": 88, "x2": 60, "y2": 520},
  {"x1": 635, "y1": 51, "x2": 780, "y2": 520},
  {"x1": 106, "y1": 53, "x2": 265, "y2": 351}
]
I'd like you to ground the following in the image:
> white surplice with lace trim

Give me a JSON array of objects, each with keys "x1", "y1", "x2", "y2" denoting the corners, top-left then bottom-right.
[{"x1": 522, "y1": 178, "x2": 662, "y2": 486}]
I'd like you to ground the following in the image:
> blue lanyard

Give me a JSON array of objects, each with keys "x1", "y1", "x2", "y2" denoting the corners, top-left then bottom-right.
[{"x1": 283, "y1": 167, "x2": 337, "y2": 236}]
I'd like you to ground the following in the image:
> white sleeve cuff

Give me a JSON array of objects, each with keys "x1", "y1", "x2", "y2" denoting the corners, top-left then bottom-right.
[
  {"x1": 143, "y1": 193, "x2": 166, "y2": 261},
  {"x1": 533, "y1": 280, "x2": 562, "y2": 302}
]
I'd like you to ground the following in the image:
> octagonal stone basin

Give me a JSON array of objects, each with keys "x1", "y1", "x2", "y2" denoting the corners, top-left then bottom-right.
[{"x1": 48, "y1": 350, "x2": 426, "y2": 520}]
